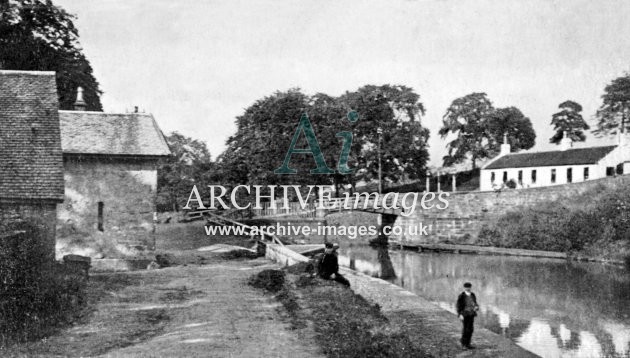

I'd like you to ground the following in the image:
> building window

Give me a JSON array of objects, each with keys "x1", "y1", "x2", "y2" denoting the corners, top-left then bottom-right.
[
  {"x1": 98, "y1": 201, "x2": 104, "y2": 232},
  {"x1": 518, "y1": 170, "x2": 523, "y2": 184},
  {"x1": 491, "y1": 172, "x2": 495, "y2": 182},
  {"x1": 584, "y1": 167, "x2": 589, "y2": 180},
  {"x1": 531, "y1": 170, "x2": 537, "y2": 184},
  {"x1": 551, "y1": 169, "x2": 556, "y2": 183},
  {"x1": 606, "y1": 167, "x2": 615, "y2": 176},
  {"x1": 503, "y1": 171, "x2": 507, "y2": 183}
]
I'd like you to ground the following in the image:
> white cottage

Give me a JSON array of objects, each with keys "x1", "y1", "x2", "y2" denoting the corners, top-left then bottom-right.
[{"x1": 480, "y1": 133, "x2": 630, "y2": 191}]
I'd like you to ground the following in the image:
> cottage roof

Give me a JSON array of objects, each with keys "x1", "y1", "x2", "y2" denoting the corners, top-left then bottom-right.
[
  {"x1": 59, "y1": 111, "x2": 171, "y2": 157},
  {"x1": 0, "y1": 71, "x2": 64, "y2": 201},
  {"x1": 484, "y1": 145, "x2": 617, "y2": 170}
]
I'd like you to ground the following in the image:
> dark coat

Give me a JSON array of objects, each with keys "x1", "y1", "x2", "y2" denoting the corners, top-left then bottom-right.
[
  {"x1": 318, "y1": 251, "x2": 339, "y2": 277},
  {"x1": 456, "y1": 292, "x2": 479, "y2": 317}
]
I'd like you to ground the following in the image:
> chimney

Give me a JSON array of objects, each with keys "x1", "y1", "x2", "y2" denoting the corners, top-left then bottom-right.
[
  {"x1": 74, "y1": 87, "x2": 87, "y2": 111},
  {"x1": 500, "y1": 132, "x2": 511, "y2": 156},
  {"x1": 560, "y1": 131, "x2": 572, "y2": 151}
]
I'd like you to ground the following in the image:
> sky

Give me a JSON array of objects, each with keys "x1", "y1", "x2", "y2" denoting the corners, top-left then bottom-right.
[{"x1": 55, "y1": 0, "x2": 630, "y2": 167}]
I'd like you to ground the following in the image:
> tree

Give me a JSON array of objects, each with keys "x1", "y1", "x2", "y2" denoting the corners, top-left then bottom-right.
[
  {"x1": 550, "y1": 100, "x2": 589, "y2": 144},
  {"x1": 308, "y1": 92, "x2": 353, "y2": 194},
  {"x1": 439, "y1": 93, "x2": 494, "y2": 169},
  {"x1": 0, "y1": 0, "x2": 102, "y2": 110},
  {"x1": 594, "y1": 73, "x2": 630, "y2": 136},
  {"x1": 439, "y1": 94, "x2": 536, "y2": 168},
  {"x1": 486, "y1": 107, "x2": 536, "y2": 155},
  {"x1": 340, "y1": 84, "x2": 430, "y2": 186},
  {"x1": 157, "y1": 132, "x2": 213, "y2": 211},
  {"x1": 216, "y1": 89, "x2": 327, "y2": 188},
  {"x1": 217, "y1": 85, "x2": 430, "y2": 193}
]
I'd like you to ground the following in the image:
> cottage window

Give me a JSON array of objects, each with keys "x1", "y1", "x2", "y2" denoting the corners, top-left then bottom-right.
[
  {"x1": 98, "y1": 202, "x2": 104, "y2": 232},
  {"x1": 491, "y1": 172, "x2": 495, "y2": 182},
  {"x1": 584, "y1": 167, "x2": 589, "y2": 180},
  {"x1": 502, "y1": 171, "x2": 507, "y2": 183},
  {"x1": 567, "y1": 168, "x2": 573, "y2": 183},
  {"x1": 531, "y1": 170, "x2": 537, "y2": 184},
  {"x1": 518, "y1": 170, "x2": 523, "y2": 183},
  {"x1": 606, "y1": 167, "x2": 615, "y2": 176},
  {"x1": 551, "y1": 169, "x2": 556, "y2": 183}
]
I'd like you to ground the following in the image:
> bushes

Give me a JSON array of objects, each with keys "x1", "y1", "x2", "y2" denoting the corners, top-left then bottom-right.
[
  {"x1": 248, "y1": 269, "x2": 286, "y2": 293},
  {"x1": 477, "y1": 184, "x2": 630, "y2": 257},
  {"x1": 0, "y1": 262, "x2": 87, "y2": 346},
  {"x1": 0, "y1": 221, "x2": 88, "y2": 346}
]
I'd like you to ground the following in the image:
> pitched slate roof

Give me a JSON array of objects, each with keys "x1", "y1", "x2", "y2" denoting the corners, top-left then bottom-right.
[
  {"x1": 0, "y1": 71, "x2": 64, "y2": 201},
  {"x1": 59, "y1": 111, "x2": 171, "y2": 157},
  {"x1": 485, "y1": 146, "x2": 617, "y2": 170}
]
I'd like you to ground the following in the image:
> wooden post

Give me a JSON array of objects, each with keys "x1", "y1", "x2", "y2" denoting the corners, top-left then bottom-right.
[{"x1": 437, "y1": 172, "x2": 441, "y2": 192}]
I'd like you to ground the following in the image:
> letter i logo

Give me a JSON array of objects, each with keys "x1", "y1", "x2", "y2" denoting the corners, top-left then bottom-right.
[{"x1": 274, "y1": 111, "x2": 358, "y2": 175}]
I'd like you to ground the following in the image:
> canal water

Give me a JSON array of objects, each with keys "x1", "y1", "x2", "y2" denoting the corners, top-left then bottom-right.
[{"x1": 336, "y1": 244, "x2": 630, "y2": 358}]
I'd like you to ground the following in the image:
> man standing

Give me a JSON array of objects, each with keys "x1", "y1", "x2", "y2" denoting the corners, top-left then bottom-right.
[
  {"x1": 317, "y1": 242, "x2": 350, "y2": 287},
  {"x1": 456, "y1": 282, "x2": 479, "y2": 349}
]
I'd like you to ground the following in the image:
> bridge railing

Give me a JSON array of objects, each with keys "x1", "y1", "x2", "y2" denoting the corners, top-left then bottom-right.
[{"x1": 250, "y1": 202, "x2": 317, "y2": 219}]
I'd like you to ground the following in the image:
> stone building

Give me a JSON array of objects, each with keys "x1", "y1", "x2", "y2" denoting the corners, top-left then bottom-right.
[
  {"x1": 57, "y1": 94, "x2": 171, "y2": 250},
  {"x1": 0, "y1": 70, "x2": 64, "y2": 265},
  {"x1": 480, "y1": 133, "x2": 630, "y2": 191}
]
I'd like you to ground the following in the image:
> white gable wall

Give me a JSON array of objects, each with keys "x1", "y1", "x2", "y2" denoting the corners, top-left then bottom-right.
[{"x1": 599, "y1": 145, "x2": 630, "y2": 170}]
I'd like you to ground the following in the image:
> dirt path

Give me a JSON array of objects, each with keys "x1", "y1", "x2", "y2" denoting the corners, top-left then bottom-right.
[{"x1": 3, "y1": 257, "x2": 324, "y2": 358}]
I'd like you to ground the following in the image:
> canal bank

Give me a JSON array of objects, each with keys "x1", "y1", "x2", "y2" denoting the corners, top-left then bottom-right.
[
  {"x1": 266, "y1": 244, "x2": 538, "y2": 357},
  {"x1": 338, "y1": 244, "x2": 630, "y2": 358},
  {"x1": 388, "y1": 242, "x2": 626, "y2": 266}
]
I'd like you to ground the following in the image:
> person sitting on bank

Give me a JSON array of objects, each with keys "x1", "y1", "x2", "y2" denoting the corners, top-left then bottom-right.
[
  {"x1": 456, "y1": 282, "x2": 479, "y2": 349},
  {"x1": 317, "y1": 242, "x2": 350, "y2": 287}
]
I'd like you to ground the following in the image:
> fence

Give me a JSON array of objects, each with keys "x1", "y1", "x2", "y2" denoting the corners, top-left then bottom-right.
[{"x1": 250, "y1": 201, "x2": 318, "y2": 219}]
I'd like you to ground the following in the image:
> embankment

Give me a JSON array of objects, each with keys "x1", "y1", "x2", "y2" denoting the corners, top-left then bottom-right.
[
  {"x1": 266, "y1": 244, "x2": 538, "y2": 357},
  {"x1": 392, "y1": 175, "x2": 630, "y2": 244}
]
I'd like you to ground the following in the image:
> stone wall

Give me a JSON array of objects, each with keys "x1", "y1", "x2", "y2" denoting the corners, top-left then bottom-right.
[
  {"x1": 392, "y1": 174, "x2": 630, "y2": 244},
  {"x1": 58, "y1": 157, "x2": 158, "y2": 249}
]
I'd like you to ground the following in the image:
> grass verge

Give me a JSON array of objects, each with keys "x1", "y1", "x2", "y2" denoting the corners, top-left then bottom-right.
[{"x1": 248, "y1": 268, "x2": 433, "y2": 358}]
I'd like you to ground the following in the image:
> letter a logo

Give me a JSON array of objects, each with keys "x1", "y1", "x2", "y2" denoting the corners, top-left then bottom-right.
[{"x1": 274, "y1": 113, "x2": 335, "y2": 174}]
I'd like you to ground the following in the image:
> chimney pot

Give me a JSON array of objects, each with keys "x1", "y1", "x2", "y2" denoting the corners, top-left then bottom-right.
[
  {"x1": 73, "y1": 87, "x2": 87, "y2": 111},
  {"x1": 560, "y1": 131, "x2": 572, "y2": 151},
  {"x1": 499, "y1": 132, "x2": 511, "y2": 156}
]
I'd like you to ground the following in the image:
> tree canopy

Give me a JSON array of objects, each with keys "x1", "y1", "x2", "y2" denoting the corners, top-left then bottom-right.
[
  {"x1": 439, "y1": 93, "x2": 493, "y2": 169},
  {"x1": 217, "y1": 85, "x2": 430, "y2": 192},
  {"x1": 341, "y1": 84, "x2": 429, "y2": 185},
  {"x1": 550, "y1": 100, "x2": 589, "y2": 144},
  {"x1": 594, "y1": 73, "x2": 630, "y2": 136},
  {"x1": 0, "y1": 0, "x2": 102, "y2": 110},
  {"x1": 439, "y1": 93, "x2": 535, "y2": 168},
  {"x1": 486, "y1": 106, "x2": 536, "y2": 156},
  {"x1": 157, "y1": 132, "x2": 214, "y2": 211}
]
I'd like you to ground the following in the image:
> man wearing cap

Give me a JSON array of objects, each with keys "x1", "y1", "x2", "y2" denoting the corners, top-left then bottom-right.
[
  {"x1": 317, "y1": 242, "x2": 350, "y2": 287},
  {"x1": 456, "y1": 282, "x2": 479, "y2": 349}
]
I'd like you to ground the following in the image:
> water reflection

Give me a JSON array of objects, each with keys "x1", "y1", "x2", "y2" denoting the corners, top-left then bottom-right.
[{"x1": 337, "y1": 244, "x2": 630, "y2": 358}]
